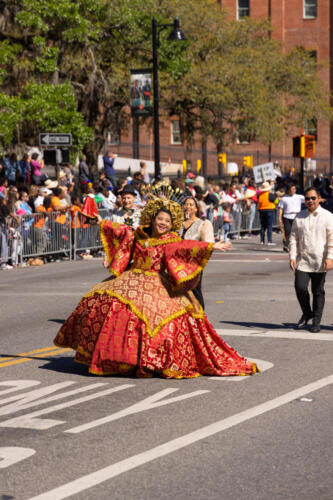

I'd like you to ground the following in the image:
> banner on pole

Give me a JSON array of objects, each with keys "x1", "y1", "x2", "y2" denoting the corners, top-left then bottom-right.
[{"x1": 130, "y1": 69, "x2": 152, "y2": 117}]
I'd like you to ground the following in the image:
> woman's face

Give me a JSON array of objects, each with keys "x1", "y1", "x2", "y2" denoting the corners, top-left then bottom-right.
[
  {"x1": 152, "y1": 211, "x2": 172, "y2": 236},
  {"x1": 184, "y1": 198, "x2": 197, "y2": 217}
]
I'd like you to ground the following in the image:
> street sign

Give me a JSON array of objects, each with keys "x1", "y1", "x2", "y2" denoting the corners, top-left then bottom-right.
[
  {"x1": 39, "y1": 133, "x2": 72, "y2": 146},
  {"x1": 253, "y1": 162, "x2": 275, "y2": 184}
]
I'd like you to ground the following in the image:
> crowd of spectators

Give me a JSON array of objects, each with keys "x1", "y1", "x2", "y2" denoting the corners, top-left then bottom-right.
[{"x1": 1, "y1": 147, "x2": 333, "y2": 270}]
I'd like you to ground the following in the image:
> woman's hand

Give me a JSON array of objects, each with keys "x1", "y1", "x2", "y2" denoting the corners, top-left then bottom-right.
[
  {"x1": 96, "y1": 214, "x2": 102, "y2": 224},
  {"x1": 103, "y1": 257, "x2": 109, "y2": 268},
  {"x1": 213, "y1": 241, "x2": 232, "y2": 252}
]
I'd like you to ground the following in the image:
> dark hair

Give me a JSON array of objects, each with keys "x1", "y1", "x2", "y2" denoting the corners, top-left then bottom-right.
[
  {"x1": 183, "y1": 196, "x2": 199, "y2": 216},
  {"x1": 153, "y1": 208, "x2": 172, "y2": 221},
  {"x1": 19, "y1": 190, "x2": 28, "y2": 199},
  {"x1": 287, "y1": 182, "x2": 296, "y2": 192},
  {"x1": 43, "y1": 197, "x2": 52, "y2": 209},
  {"x1": 304, "y1": 186, "x2": 320, "y2": 197},
  {"x1": 146, "y1": 208, "x2": 173, "y2": 236},
  {"x1": 222, "y1": 202, "x2": 231, "y2": 210},
  {"x1": 31, "y1": 153, "x2": 38, "y2": 160},
  {"x1": 52, "y1": 187, "x2": 62, "y2": 197},
  {"x1": 194, "y1": 185, "x2": 203, "y2": 199},
  {"x1": 71, "y1": 191, "x2": 81, "y2": 204}
]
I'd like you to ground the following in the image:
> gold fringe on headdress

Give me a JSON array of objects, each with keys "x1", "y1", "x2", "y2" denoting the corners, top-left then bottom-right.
[{"x1": 140, "y1": 182, "x2": 184, "y2": 232}]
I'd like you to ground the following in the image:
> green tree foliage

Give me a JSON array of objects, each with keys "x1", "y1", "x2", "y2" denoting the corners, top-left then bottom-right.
[{"x1": 0, "y1": 0, "x2": 332, "y2": 158}]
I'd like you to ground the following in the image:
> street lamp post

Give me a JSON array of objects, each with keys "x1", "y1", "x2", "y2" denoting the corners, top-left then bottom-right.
[{"x1": 152, "y1": 18, "x2": 186, "y2": 180}]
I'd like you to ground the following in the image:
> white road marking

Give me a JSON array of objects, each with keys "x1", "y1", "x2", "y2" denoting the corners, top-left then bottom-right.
[
  {"x1": 209, "y1": 259, "x2": 279, "y2": 263},
  {"x1": 0, "y1": 380, "x2": 41, "y2": 398},
  {"x1": 209, "y1": 357, "x2": 274, "y2": 381},
  {"x1": 66, "y1": 388, "x2": 210, "y2": 434},
  {"x1": 211, "y1": 252, "x2": 284, "y2": 256},
  {"x1": 29, "y1": 375, "x2": 333, "y2": 500},
  {"x1": 0, "y1": 382, "x2": 106, "y2": 414},
  {"x1": 216, "y1": 328, "x2": 333, "y2": 341},
  {"x1": 0, "y1": 447, "x2": 36, "y2": 469},
  {"x1": 0, "y1": 384, "x2": 134, "y2": 430}
]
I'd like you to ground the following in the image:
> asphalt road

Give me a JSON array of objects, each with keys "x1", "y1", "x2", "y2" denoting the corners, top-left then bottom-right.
[{"x1": 1, "y1": 236, "x2": 332, "y2": 500}]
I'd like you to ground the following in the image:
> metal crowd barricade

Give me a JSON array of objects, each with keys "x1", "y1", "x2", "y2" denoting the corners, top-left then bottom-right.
[
  {"x1": 13, "y1": 205, "x2": 281, "y2": 263},
  {"x1": 19, "y1": 211, "x2": 72, "y2": 261},
  {"x1": 72, "y1": 208, "x2": 112, "y2": 260},
  {"x1": 213, "y1": 206, "x2": 280, "y2": 238}
]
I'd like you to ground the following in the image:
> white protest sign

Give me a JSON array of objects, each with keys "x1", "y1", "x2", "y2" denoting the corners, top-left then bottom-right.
[{"x1": 253, "y1": 162, "x2": 275, "y2": 184}]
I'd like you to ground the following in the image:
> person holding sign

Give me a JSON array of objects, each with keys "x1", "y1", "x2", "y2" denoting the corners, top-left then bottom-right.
[{"x1": 258, "y1": 181, "x2": 277, "y2": 245}]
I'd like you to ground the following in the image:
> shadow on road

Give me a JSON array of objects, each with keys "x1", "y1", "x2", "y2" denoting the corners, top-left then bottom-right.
[
  {"x1": 39, "y1": 357, "x2": 138, "y2": 379},
  {"x1": 48, "y1": 318, "x2": 66, "y2": 325},
  {"x1": 220, "y1": 320, "x2": 333, "y2": 331},
  {"x1": 220, "y1": 320, "x2": 294, "y2": 329},
  {"x1": 38, "y1": 356, "x2": 92, "y2": 376}
]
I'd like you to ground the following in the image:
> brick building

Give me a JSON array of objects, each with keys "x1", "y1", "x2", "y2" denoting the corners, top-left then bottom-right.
[{"x1": 111, "y1": 0, "x2": 332, "y2": 177}]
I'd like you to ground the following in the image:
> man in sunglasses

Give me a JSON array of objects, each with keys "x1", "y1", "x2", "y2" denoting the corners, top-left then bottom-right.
[{"x1": 289, "y1": 187, "x2": 333, "y2": 332}]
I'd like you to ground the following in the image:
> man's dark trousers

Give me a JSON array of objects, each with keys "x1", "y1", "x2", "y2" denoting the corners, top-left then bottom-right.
[
  {"x1": 282, "y1": 217, "x2": 294, "y2": 249},
  {"x1": 295, "y1": 270, "x2": 326, "y2": 324}
]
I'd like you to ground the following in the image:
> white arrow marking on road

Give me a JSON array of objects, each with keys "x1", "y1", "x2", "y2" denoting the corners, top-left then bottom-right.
[
  {"x1": 0, "y1": 380, "x2": 41, "y2": 398},
  {"x1": 66, "y1": 388, "x2": 210, "y2": 434},
  {"x1": 0, "y1": 381, "x2": 109, "y2": 414},
  {"x1": 0, "y1": 381, "x2": 76, "y2": 412},
  {"x1": 28, "y1": 374, "x2": 333, "y2": 500},
  {"x1": 0, "y1": 384, "x2": 134, "y2": 430},
  {"x1": 0, "y1": 447, "x2": 36, "y2": 469},
  {"x1": 209, "y1": 358, "x2": 274, "y2": 381}
]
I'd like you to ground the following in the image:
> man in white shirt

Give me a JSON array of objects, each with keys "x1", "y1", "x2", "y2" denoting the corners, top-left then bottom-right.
[
  {"x1": 98, "y1": 186, "x2": 116, "y2": 212},
  {"x1": 278, "y1": 184, "x2": 304, "y2": 252},
  {"x1": 289, "y1": 187, "x2": 333, "y2": 332}
]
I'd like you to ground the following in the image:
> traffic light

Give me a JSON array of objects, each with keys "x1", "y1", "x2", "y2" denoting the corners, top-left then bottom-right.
[
  {"x1": 218, "y1": 153, "x2": 227, "y2": 165},
  {"x1": 292, "y1": 136, "x2": 300, "y2": 157},
  {"x1": 292, "y1": 136, "x2": 306, "y2": 157},
  {"x1": 304, "y1": 135, "x2": 315, "y2": 158},
  {"x1": 182, "y1": 159, "x2": 187, "y2": 176},
  {"x1": 243, "y1": 155, "x2": 253, "y2": 168}
]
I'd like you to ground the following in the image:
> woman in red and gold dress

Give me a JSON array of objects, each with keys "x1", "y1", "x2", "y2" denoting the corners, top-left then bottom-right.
[{"x1": 54, "y1": 196, "x2": 258, "y2": 379}]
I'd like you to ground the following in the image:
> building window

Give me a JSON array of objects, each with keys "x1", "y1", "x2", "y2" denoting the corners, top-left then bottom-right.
[
  {"x1": 107, "y1": 131, "x2": 120, "y2": 145},
  {"x1": 236, "y1": 120, "x2": 251, "y2": 144},
  {"x1": 304, "y1": 118, "x2": 318, "y2": 141},
  {"x1": 237, "y1": 0, "x2": 250, "y2": 19},
  {"x1": 171, "y1": 120, "x2": 182, "y2": 145},
  {"x1": 303, "y1": 0, "x2": 317, "y2": 19}
]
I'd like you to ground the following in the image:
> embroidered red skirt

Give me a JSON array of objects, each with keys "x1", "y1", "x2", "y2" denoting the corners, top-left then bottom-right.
[{"x1": 54, "y1": 271, "x2": 258, "y2": 379}]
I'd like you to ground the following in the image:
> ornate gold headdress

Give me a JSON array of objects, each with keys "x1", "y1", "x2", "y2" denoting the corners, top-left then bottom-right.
[{"x1": 140, "y1": 182, "x2": 185, "y2": 232}]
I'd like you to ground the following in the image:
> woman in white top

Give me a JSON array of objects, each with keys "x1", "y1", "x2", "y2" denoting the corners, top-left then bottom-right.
[{"x1": 181, "y1": 197, "x2": 231, "y2": 309}]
